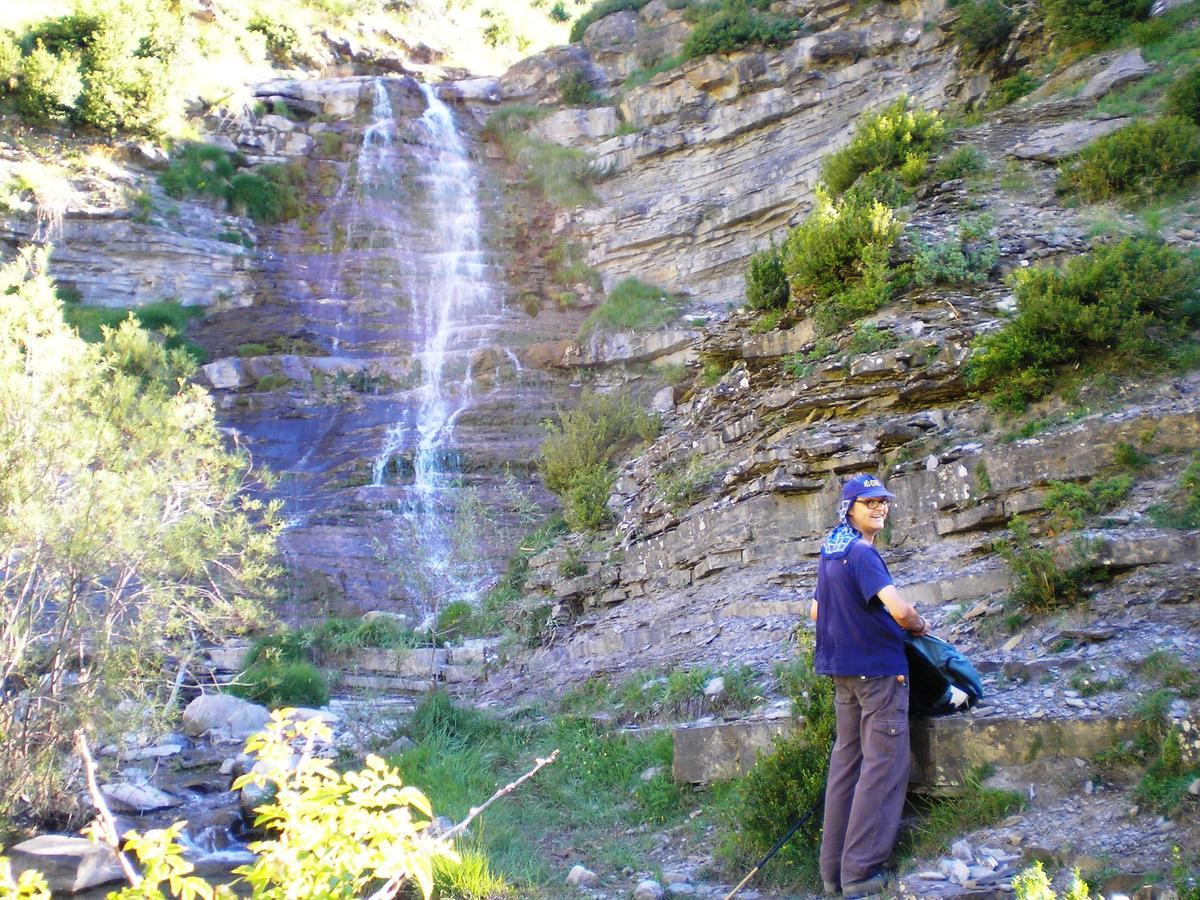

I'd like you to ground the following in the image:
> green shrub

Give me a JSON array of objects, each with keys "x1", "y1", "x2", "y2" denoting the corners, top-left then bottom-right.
[
  {"x1": 549, "y1": 2, "x2": 571, "y2": 22},
  {"x1": 1044, "y1": 474, "x2": 1133, "y2": 531},
  {"x1": 952, "y1": 0, "x2": 1014, "y2": 56},
  {"x1": 911, "y1": 213, "x2": 998, "y2": 286},
  {"x1": 231, "y1": 162, "x2": 305, "y2": 224},
  {"x1": 1148, "y1": 453, "x2": 1200, "y2": 529},
  {"x1": 1059, "y1": 117, "x2": 1200, "y2": 202},
  {"x1": 994, "y1": 517, "x2": 1106, "y2": 614},
  {"x1": 934, "y1": 145, "x2": 987, "y2": 181},
  {"x1": 493, "y1": 129, "x2": 596, "y2": 207},
  {"x1": 559, "y1": 68, "x2": 602, "y2": 106},
  {"x1": 16, "y1": 42, "x2": 82, "y2": 121},
  {"x1": 16, "y1": 2, "x2": 182, "y2": 134},
  {"x1": 989, "y1": 71, "x2": 1040, "y2": 107},
  {"x1": 821, "y1": 95, "x2": 945, "y2": 197},
  {"x1": 159, "y1": 143, "x2": 237, "y2": 200},
  {"x1": 0, "y1": 31, "x2": 21, "y2": 91},
  {"x1": 1166, "y1": 66, "x2": 1200, "y2": 126},
  {"x1": 966, "y1": 238, "x2": 1200, "y2": 409},
  {"x1": 540, "y1": 390, "x2": 658, "y2": 532},
  {"x1": 782, "y1": 188, "x2": 902, "y2": 333},
  {"x1": 681, "y1": 0, "x2": 802, "y2": 60},
  {"x1": 579, "y1": 278, "x2": 682, "y2": 338},
  {"x1": 229, "y1": 660, "x2": 330, "y2": 708},
  {"x1": 898, "y1": 766, "x2": 1024, "y2": 860},
  {"x1": 657, "y1": 454, "x2": 719, "y2": 510},
  {"x1": 745, "y1": 244, "x2": 788, "y2": 310},
  {"x1": 436, "y1": 600, "x2": 476, "y2": 640},
  {"x1": 717, "y1": 643, "x2": 833, "y2": 887},
  {"x1": 1012, "y1": 862, "x2": 1093, "y2": 900},
  {"x1": 1041, "y1": 0, "x2": 1152, "y2": 46},
  {"x1": 247, "y1": 13, "x2": 302, "y2": 65},
  {"x1": 845, "y1": 322, "x2": 899, "y2": 355}
]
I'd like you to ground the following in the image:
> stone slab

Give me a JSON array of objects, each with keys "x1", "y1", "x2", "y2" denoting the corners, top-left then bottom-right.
[
  {"x1": 673, "y1": 717, "x2": 798, "y2": 783},
  {"x1": 9, "y1": 835, "x2": 124, "y2": 893},
  {"x1": 1008, "y1": 117, "x2": 1132, "y2": 162},
  {"x1": 910, "y1": 715, "x2": 1140, "y2": 792}
]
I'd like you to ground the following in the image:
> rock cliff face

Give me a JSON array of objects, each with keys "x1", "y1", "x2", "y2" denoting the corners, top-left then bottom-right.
[{"x1": 501, "y1": 0, "x2": 967, "y2": 309}]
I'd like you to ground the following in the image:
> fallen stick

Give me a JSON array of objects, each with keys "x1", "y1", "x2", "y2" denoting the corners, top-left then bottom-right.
[{"x1": 77, "y1": 732, "x2": 142, "y2": 888}]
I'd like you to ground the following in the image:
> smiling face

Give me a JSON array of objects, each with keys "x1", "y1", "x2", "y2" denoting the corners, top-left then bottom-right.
[{"x1": 847, "y1": 496, "x2": 890, "y2": 541}]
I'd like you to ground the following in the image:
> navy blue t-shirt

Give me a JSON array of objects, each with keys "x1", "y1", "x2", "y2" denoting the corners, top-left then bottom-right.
[{"x1": 813, "y1": 540, "x2": 909, "y2": 677}]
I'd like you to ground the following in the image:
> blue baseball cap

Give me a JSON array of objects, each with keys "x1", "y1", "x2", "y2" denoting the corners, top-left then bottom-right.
[{"x1": 841, "y1": 473, "x2": 895, "y2": 504}]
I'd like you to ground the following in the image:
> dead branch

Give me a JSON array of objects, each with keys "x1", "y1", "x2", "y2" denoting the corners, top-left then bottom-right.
[
  {"x1": 76, "y1": 732, "x2": 142, "y2": 887},
  {"x1": 365, "y1": 748, "x2": 560, "y2": 900}
]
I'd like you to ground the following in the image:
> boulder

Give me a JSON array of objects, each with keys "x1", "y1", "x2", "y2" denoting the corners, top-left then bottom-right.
[
  {"x1": 201, "y1": 358, "x2": 251, "y2": 391},
  {"x1": 566, "y1": 864, "x2": 599, "y2": 887},
  {"x1": 1008, "y1": 117, "x2": 1132, "y2": 162},
  {"x1": 8, "y1": 836, "x2": 124, "y2": 894},
  {"x1": 182, "y1": 693, "x2": 271, "y2": 740},
  {"x1": 1079, "y1": 50, "x2": 1151, "y2": 101},
  {"x1": 101, "y1": 782, "x2": 182, "y2": 813},
  {"x1": 530, "y1": 107, "x2": 620, "y2": 145},
  {"x1": 634, "y1": 880, "x2": 665, "y2": 899}
]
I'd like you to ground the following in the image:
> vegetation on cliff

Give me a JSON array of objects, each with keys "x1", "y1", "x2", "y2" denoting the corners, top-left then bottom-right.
[
  {"x1": 540, "y1": 390, "x2": 659, "y2": 531},
  {"x1": 0, "y1": 248, "x2": 279, "y2": 836}
]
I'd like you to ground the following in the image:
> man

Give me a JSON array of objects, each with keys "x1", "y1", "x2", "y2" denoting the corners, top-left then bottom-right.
[{"x1": 809, "y1": 473, "x2": 928, "y2": 897}]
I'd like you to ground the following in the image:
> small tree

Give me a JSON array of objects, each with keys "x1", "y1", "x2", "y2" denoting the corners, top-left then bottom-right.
[{"x1": 0, "y1": 248, "x2": 279, "y2": 834}]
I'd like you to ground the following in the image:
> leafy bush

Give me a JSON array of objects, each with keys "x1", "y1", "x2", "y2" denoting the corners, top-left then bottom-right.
[
  {"x1": 1044, "y1": 474, "x2": 1133, "y2": 531},
  {"x1": 994, "y1": 517, "x2": 1106, "y2": 614},
  {"x1": 1165, "y1": 66, "x2": 1200, "y2": 125},
  {"x1": 989, "y1": 70, "x2": 1040, "y2": 107},
  {"x1": 1059, "y1": 117, "x2": 1200, "y2": 202},
  {"x1": 0, "y1": 249, "x2": 277, "y2": 832},
  {"x1": 15, "y1": 42, "x2": 82, "y2": 121},
  {"x1": 247, "y1": 13, "x2": 303, "y2": 65},
  {"x1": 952, "y1": 0, "x2": 1014, "y2": 56},
  {"x1": 966, "y1": 238, "x2": 1200, "y2": 409},
  {"x1": 657, "y1": 454, "x2": 720, "y2": 510},
  {"x1": 0, "y1": 31, "x2": 21, "y2": 91},
  {"x1": 436, "y1": 600, "x2": 476, "y2": 639},
  {"x1": 1012, "y1": 862, "x2": 1093, "y2": 900},
  {"x1": 159, "y1": 142, "x2": 237, "y2": 199},
  {"x1": 911, "y1": 213, "x2": 998, "y2": 286},
  {"x1": 11, "y1": 1, "x2": 183, "y2": 134},
  {"x1": 230, "y1": 162, "x2": 305, "y2": 224},
  {"x1": 1041, "y1": 0, "x2": 1152, "y2": 46},
  {"x1": 540, "y1": 390, "x2": 658, "y2": 531},
  {"x1": 934, "y1": 145, "x2": 987, "y2": 181},
  {"x1": 821, "y1": 95, "x2": 945, "y2": 197},
  {"x1": 745, "y1": 244, "x2": 788, "y2": 310},
  {"x1": 1148, "y1": 453, "x2": 1200, "y2": 529},
  {"x1": 717, "y1": 643, "x2": 833, "y2": 886},
  {"x1": 681, "y1": 0, "x2": 802, "y2": 59},
  {"x1": 229, "y1": 660, "x2": 330, "y2": 708},
  {"x1": 579, "y1": 277, "x2": 682, "y2": 338},
  {"x1": 782, "y1": 187, "x2": 902, "y2": 333},
  {"x1": 845, "y1": 321, "x2": 899, "y2": 355},
  {"x1": 559, "y1": 68, "x2": 602, "y2": 106},
  {"x1": 160, "y1": 144, "x2": 305, "y2": 224}
]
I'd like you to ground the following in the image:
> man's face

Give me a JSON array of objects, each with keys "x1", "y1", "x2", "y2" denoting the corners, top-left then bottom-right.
[{"x1": 847, "y1": 495, "x2": 889, "y2": 537}]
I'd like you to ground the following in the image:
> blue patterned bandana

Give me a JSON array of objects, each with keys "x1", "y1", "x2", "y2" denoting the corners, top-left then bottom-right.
[{"x1": 821, "y1": 497, "x2": 862, "y2": 559}]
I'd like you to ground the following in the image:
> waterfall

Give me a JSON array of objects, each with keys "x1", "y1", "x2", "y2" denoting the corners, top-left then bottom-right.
[{"x1": 367, "y1": 79, "x2": 503, "y2": 625}]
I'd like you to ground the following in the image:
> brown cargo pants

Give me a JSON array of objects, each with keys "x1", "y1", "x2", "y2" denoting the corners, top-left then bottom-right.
[{"x1": 819, "y1": 673, "x2": 910, "y2": 890}]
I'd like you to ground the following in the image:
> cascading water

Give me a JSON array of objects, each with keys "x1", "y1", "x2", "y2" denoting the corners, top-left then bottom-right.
[{"x1": 367, "y1": 80, "x2": 507, "y2": 625}]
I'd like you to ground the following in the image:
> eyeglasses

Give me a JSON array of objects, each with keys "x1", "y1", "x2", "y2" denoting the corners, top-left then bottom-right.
[{"x1": 856, "y1": 498, "x2": 891, "y2": 510}]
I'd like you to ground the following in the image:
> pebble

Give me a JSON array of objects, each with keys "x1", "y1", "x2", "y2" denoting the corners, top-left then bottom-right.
[
  {"x1": 667, "y1": 884, "x2": 695, "y2": 895},
  {"x1": 917, "y1": 871, "x2": 947, "y2": 881},
  {"x1": 951, "y1": 839, "x2": 973, "y2": 861},
  {"x1": 1189, "y1": 778, "x2": 1200, "y2": 796},
  {"x1": 634, "y1": 881, "x2": 664, "y2": 900}
]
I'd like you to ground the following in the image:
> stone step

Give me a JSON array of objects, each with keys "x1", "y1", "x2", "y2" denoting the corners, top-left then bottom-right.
[{"x1": 670, "y1": 712, "x2": 1140, "y2": 790}]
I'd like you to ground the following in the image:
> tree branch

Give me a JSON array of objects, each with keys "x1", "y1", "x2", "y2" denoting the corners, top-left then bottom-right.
[
  {"x1": 365, "y1": 748, "x2": 560, "y2": 900},
  {"x1": 76, "y1": 732, "x2": 142, "y2": 888}
]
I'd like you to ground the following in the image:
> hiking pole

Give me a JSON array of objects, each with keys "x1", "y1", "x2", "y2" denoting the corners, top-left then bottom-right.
[{"x1": 722, "y1": 795, "x2": 825, "y2": 900}]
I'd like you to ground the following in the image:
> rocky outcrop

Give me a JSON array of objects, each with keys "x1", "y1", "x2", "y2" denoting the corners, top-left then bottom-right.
[{"x1": 495, "y1": 0, "x2": 966, "y2": 308}]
